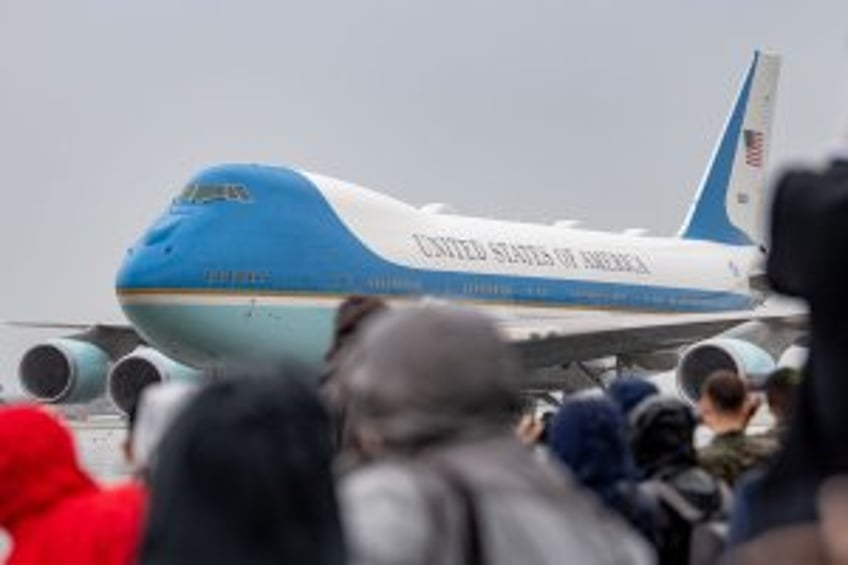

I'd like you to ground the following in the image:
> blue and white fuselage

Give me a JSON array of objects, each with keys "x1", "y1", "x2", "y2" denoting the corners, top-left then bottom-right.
[
  {"x1": 116, "y1": 165, "x2": 756, "y2": 368},
  {"x1": 15, "y1": 51, "x2": 795, "y2": 413},
  {"x1": 115, "y1": 51, "x2": 780, "y2": 370}
]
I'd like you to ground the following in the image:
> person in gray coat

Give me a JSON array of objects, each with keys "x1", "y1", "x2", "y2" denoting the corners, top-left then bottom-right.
[{"x1": 337, "y1": 304, "x2": 655, "y2": 565}]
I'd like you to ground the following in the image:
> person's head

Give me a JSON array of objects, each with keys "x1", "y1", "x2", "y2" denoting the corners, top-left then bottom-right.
[
  {"x1": 629, "y1": 395, "x2": 698, "y2": 477},
  {"x1": 697, "y1": 370, "x2": 753, "y2": 432},
  {"x1": 548, "y1": 394, "x2": 660, "y2": 544},
  {"x1": 764, "y1": 367, "x2": 800, "y2": 425},
  {"x1": 607, "y1": 378, "x2": 659, "y2": 416},
  {"x1": 0, "y1": 405, "x2": 95, "y2": 528},
  {"x1": 124, "y1": 381, "x2": 198, "y2": 478},
  {"x1": 325, "y1": 295, "x2": 388, "y2": 363},
  {"x1": 340, "y1": 305, "x2": 522, "y2": 456},
  {"x1": 321, "y1": 295, "x2": 389, "y2": 449},
  {"x1": 547, "y1": 394, "x2": 635, "y2": 490},
  {"x1": 141, "y1": 365, "x2": 344, "y2": 565}
]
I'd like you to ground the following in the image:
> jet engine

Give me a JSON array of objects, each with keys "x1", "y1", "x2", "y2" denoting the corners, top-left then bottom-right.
[
  {"x1": 675, "y1": 337, "x2": 776, "y2": 403},
  {"x1": 19, "y1": 338, "x2": 110, "y2": 403},
  {"x1": 777, "y1": 343, "x2": 808, "y2": 370},
  {"x1": 107, "y1": 346, "x2": 203, "y2": 414}
]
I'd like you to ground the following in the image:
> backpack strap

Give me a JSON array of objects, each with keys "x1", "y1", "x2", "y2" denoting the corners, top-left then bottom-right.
[
  {"x1": 412, "y1": 459, "x2": 485, "y2": 565},
  {"x1": 641, "y1": 480, "x2": 706, "y2": 523},
  {"x1": 715, "y1": 480, "x2": 734, "y2": 520},
  {"x1": 429, "y1": 462, "x2": 484, "y2": 565}
]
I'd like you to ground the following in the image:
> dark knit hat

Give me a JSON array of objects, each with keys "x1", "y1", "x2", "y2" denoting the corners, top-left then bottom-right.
[{"x1": 607, "y1": 378, "x2": 659, "y2": 416}]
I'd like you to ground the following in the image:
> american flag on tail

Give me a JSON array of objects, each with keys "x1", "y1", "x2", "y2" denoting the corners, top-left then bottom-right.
[{"x1": 743, "y1": 129, "x2": 764, "y2": 168}]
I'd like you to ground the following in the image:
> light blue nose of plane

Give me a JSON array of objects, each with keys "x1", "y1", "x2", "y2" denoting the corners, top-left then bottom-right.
[
  {"x1": 115, "y1": 216, "x2": 185, "y2": 291},
  {"x1": 142, "y1": 216, "x2": 181, "y2": 246}
]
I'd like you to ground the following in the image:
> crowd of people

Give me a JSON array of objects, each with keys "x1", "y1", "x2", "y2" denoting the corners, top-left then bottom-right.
[
  {"x1": 2, "y1": 156, "x2": 848, "y2": 564},
  {"x1": 0, "y1": 300, "x2": 804, "y2": 565}
]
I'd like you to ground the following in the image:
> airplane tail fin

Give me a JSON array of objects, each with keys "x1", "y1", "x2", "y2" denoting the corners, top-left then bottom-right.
[{"x1": 679, "y1": 51, "x2": 781, "y2": 247}]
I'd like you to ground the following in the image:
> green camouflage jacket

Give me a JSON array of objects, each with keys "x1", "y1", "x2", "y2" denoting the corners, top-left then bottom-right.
[{"x1": 697, "y1": 430, "x2": 777, "y2": 486}]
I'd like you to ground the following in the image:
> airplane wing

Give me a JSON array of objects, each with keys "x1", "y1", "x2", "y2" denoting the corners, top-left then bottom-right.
[
  {"x1": 7, "y1": 321, "x2": 102, "y2": 330},
  {"x1": 9, "y1": 296, "x2": 807, "y2": 408},
  {"x1": 6, "y1": 322, "x2": 143, "y2": 358},
  {"x1": 502, "y1": 302, "x2": 807, "y2": 369}
]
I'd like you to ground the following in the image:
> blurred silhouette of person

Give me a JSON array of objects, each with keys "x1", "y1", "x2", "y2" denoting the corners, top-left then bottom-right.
[
  {"x1": 757, "y1": 367, "x2": 801, "y2": 445},
  {"x1": 536, "y1": 410, "x2": 556, "y2": 445},
  {"x1": 630, "y1": 395, "x2": 731, "y2": 564},
  {"x1": 548, "y1": 394, "x2": 662, "y2": 549},
  {"x1": 0, "y1": 405, "x2": 145, "y2": 565},
  {"x1": 697, "y1": 371, "x2": 774, "y2": 486},
  {"x1": 607, "y1": 377, "x2": 659, "y2": 416},
  {"x1": 140, "y1": 366, "x2": 344, "y2": 565},
  {"x1": 723, "y1": 148, "x2": 848, "y2": 561},
  {"x1": 324, "y1": 295, "x2": 389, "y2": 366},
  {"x1": 123, "y1": 381, "x2": 197, "y2": 481},
  {"x1": 338, "y1": 304, "x2": 654, "y2": 565},
  {"x1": 321, "y1": 295, "x2": 389, "y2": 461},
  {"x1": 515, "y1": 411, "x2": 546, "y2": 445}
]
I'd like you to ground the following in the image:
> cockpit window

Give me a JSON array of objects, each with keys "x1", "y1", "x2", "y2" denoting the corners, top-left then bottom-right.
[{"x1": 176, "y1": 183, "x2": 251, "y2": 204}]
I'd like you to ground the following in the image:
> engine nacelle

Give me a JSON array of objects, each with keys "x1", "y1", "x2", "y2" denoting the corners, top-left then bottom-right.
[
  {"x1": 19, "y1": 338, "x2": 110, "y2": 403},
  {"x1": 676, "y1": 337, "x2": 776, "y2": 403},
  {"x1": 107, "y1": 346, "x2": 203, "y2": 414},
  {"x1": 777, "y1": 343, "x2": 808, "y2": 370}
]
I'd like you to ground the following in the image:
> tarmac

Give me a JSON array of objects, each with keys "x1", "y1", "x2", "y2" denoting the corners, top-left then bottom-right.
[{"x1": 69, "y1": 415, "x2": 132, "y2": 483}]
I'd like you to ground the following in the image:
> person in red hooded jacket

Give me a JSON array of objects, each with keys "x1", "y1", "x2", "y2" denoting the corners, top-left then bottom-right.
[{"x1": 0, "y1": 405, "x2": 145, "y2": 565}]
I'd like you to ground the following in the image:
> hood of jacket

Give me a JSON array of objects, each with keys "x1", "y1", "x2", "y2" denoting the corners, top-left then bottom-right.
[
  {"x1": 629, "y1": 395, "x2": 698, "y2": 477},
  {"x1": 340, "y1": 305, "x2": 523, "y2": 452},
  {"x1": 548, "y1": 395, "x2": 637, "y2": 491},
  {"x1": 0, "y1": 406, "x2": 95, "y2": 528}
]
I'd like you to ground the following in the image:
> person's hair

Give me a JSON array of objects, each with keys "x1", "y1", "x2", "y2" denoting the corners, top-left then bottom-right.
[
  {"x1": 140, "y1": 364, "x2": 344, "y2": 565},
  {"x1": 325, "y1": 295, "x2": 388, "y2": 362},
  {"x1": 701, "y1": 370, "x2": 747, "y2": 414},
  {"x1": 764, "y1": 367, "x2": 800, "y2": 420}
]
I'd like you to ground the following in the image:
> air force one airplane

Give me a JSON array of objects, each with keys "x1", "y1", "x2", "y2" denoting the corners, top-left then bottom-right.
[{"x1": 17, "y1": 51, "x2": 805, "y2": 413}]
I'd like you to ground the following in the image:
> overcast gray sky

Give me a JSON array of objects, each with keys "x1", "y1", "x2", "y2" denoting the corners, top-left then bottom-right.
[{"x1": 2, "y1": 1, "x2": 847, "y2": 392}]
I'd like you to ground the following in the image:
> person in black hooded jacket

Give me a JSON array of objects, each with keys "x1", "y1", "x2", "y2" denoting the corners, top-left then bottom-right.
[
  {"x1": 548, "y1": 394, "x2": 663, "y2": 549},
  {"x1": 139, "y1": 366, "x2": 345, "y2": 565},
  {"x1": 629, "y1": 395, "x2": 730, "y2": 564}
]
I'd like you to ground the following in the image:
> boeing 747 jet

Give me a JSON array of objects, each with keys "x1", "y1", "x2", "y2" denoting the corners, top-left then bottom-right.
[{"x1": 17, "y1": 51, "x2": 804, "y2": 412}]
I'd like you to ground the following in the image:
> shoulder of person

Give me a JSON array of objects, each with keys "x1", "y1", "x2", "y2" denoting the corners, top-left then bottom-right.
[
  {"x1": 698, "y1": 447, "x2": 740, "y2": 483},
  {"x1": 743, "y1": 434, "x2": 778, "y2": 457},
  {"x1": 697, "y1": 441, "x2": 730, "y2": 464},
  {"x1": 341, "y1": 460, "x2": 431, "y2": 505},
  {"x1": 340, "y1": 462, "x2": 437, "y2": 565}
]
